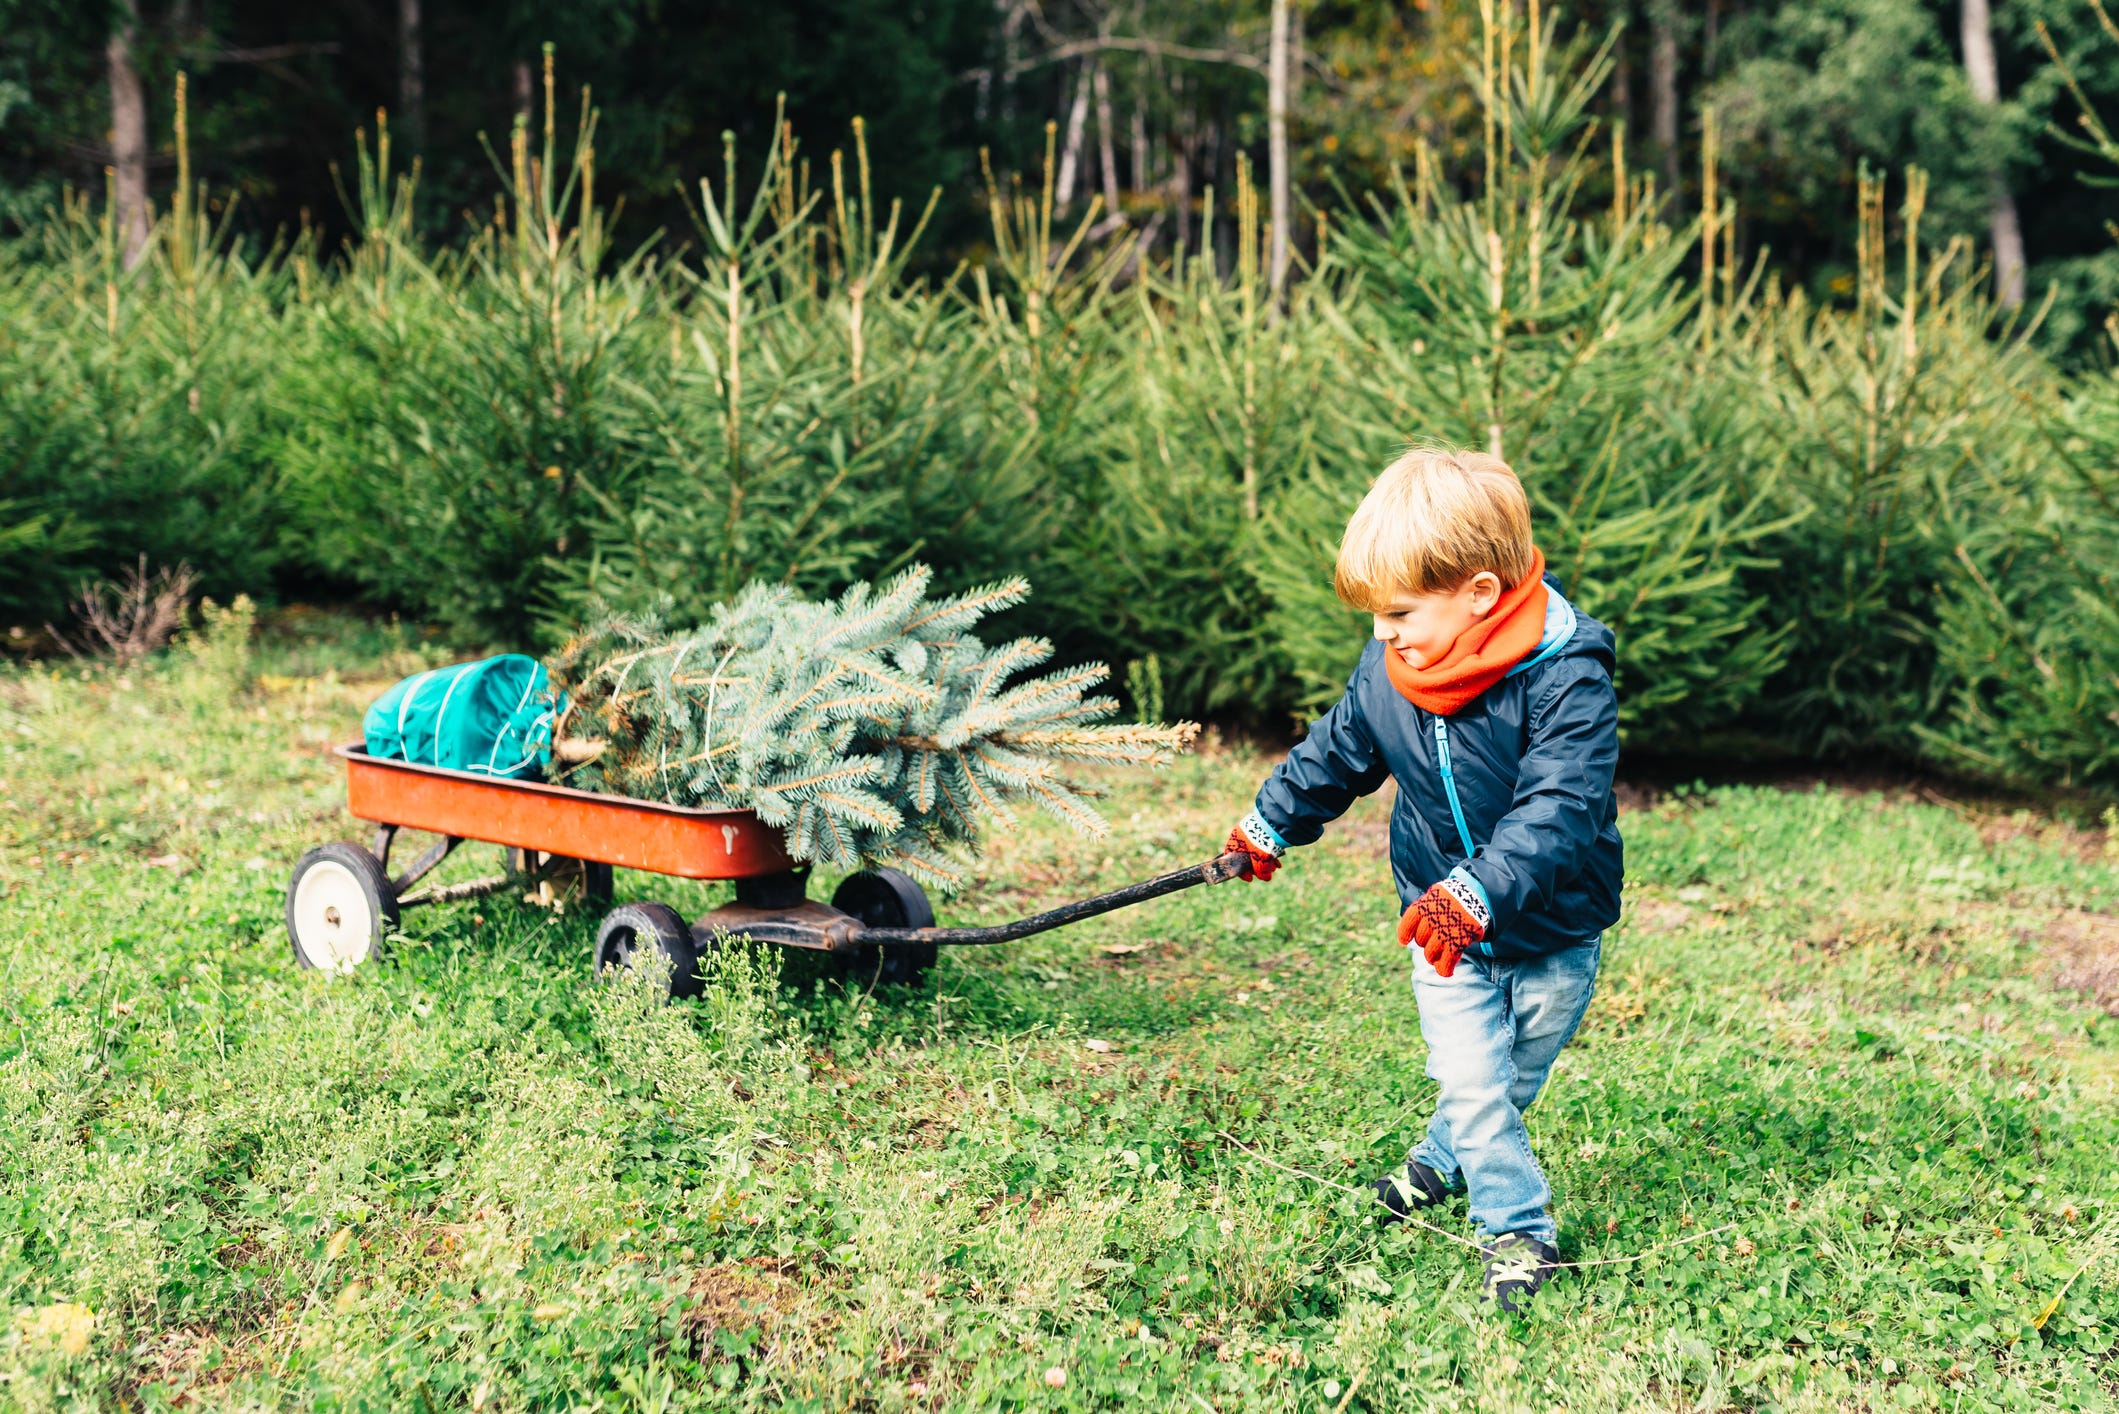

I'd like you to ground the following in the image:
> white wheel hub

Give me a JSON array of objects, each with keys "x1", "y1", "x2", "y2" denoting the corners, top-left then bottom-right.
[{"x1": 291, "y1": 859, "x2": 376, "y2": 972}]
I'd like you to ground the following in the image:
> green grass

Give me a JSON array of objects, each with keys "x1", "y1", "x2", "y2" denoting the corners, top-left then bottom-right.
[{"x1": 2, "y1": 626, "x2": 2117, "y2": 1412}]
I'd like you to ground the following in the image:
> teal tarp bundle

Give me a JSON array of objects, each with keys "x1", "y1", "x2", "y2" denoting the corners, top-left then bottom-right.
[{"x1": 362, "y1": 654, "x2": 560, "y2": 778}]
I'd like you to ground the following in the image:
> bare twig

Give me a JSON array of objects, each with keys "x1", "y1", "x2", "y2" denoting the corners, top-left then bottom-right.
[
  {"x1": 211, "y1": 42, "x2": 344, "y2": 63},
  {"x1": 1005, "y1": 35, "x2": 1266, "y2": 78},
  {"x1": 45, "y1": 557, "x2": 196, "y2": 662}
]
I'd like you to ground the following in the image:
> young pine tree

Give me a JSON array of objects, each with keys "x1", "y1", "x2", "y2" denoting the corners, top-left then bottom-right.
[{"x1": 546, "y1": 566, "x2": 1198, "y2": 886}]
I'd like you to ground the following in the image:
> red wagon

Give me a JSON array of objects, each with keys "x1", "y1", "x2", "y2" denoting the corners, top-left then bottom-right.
[{"x1": 288, "y1": 745, "x2": 1249, "y2": 994}]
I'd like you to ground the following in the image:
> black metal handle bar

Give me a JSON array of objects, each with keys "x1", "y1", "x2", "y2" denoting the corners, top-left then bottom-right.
[{"x1": 859, "y1": 849, "x2": 1253, "y2": 948}]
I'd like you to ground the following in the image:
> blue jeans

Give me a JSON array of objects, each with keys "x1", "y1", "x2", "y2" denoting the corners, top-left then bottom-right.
[{"x1": 1406, "y1": 938, "x2": 1601, "y2": 1246}]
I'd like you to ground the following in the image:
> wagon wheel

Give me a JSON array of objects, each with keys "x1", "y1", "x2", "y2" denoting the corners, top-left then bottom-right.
[
  {"x1": 833, "y1": 869, "x2": 937, "y2": 988},
  {"x1": 287, "y1": 843, "x2": 398, "y2": 974},
  {"x1": 505, "y1": 847, "x2": 614, "y2": 911},
  {"x1": 593, "y1": 902, "x2": 702, "y2": 1000}
]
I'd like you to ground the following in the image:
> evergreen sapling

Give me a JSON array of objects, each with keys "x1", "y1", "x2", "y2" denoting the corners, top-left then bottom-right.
[{"x1": 547, "y1": 567, "x2": 1198, "y2": 886}]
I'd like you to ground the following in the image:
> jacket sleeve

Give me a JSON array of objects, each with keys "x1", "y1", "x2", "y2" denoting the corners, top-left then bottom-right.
[
  {"x1": 1460, "y1": 657, "x2": 1618, "y2": 936},
  {"x1": 1251, "y1": 647, "x2": 1391, "y2": 847}
]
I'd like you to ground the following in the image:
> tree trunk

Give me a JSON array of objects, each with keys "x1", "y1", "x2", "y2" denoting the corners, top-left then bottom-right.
[
  {"x1": 398, "y1": 0, "x2": 425, "y2": 153},
  {"x1": 1961, "y1": 0, "x2": 2026, "y2": 307},
  {"x1": 1055, "y1": 61, "x2": 1091, "y2": 207},
  {"x1": 1093, "y1": 60, "x2": 1121, "y2": 219},
  {"x1": 107, "y1": 0, "x2": 150, "y2": 269},
  {"x1": 999, "y1": 0, "x2": 1024, "y2": 120},
  {"x1": 1172, "y1": 71, "x2": 1193, "y2": 261},
  {"x1": 1612, "y1": 2, "x2": 1633, "y2": 133},
  {"x1": 1267, "y1": 0, "x2": 1291, "y2": 298},
  {"x1": 1130, "y1": 98, "x2": 1148, "y2": 192},
  {"x1": 1650, "y1": 0, "x2": 1680, "y2": 213}
]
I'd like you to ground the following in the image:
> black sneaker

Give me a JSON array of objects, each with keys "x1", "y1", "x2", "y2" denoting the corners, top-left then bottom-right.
[
  {"x1": 1480, "y1": 1233, "x2": 1559, "y2": 1312},
  {"x1": 1371, "y1": 1160, "x2": 1452, "y2": 1225}
]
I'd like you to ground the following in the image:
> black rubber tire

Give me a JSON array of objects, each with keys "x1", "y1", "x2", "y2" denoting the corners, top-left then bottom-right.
[
  {"x1": 832, "y1": 868, "x2": 938, "y2": 988},
  {"x1": 505, "y1": 847, "x2": 614, "y2": 910},
  {"x1": 286, "y1": 842, "x2": 398, "y2": 973},
  {"x1": 593, "y1": 901, "x2": 701, "y2": 1000}
]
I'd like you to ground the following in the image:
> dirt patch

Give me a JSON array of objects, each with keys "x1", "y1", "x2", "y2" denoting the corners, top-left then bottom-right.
[
  {"x1": 2047, "y1": 911, "x2": 2119, "y2": 1016},
  {"x1": 1612, "y1": 780, "x2": 1664, "y2": 812},
  {"x1": 1327, "y1": 818, "x2": 1391, "y2": 860},
  {"x1": 1970, "y1": 808, "x2": 2115, "y2": 864},
  {"x1": 683, "y1": 1259, "x2": 803, "y2": 1350},
  {"x1": 1625, "y1": 896, "x2": 1696, "y2": 934},
  {"x1": 1092, "y1": 938, "x2": 1182, "y2": 966},
  {"x1": 129, "y1": 1322, "x2": 287, "y2": 1406}
]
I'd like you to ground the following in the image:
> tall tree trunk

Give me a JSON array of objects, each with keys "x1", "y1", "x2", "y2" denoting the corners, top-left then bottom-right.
[
  {"x1": 1212, "y1": 111, "x2": 1235, "y2": 273},
  {"x1": 1092, "y1": 60, "x2": 1121, "y2": 219},
  {"x1": 999, "y1": 0, "x2": 1024, "y2": 120},
  {"x1": 398, "y1": 0, "x2": 425, "y2": 153},
  {"x1": 107, "y1": 0, "x2": 150, "y2": 269},
  {"x1": 1055, "y1": 61, "x2": 1091, "y2": 207},
  {"x1": 1649, "y1": 0, "x2": 1680, "y2": 213},
  {"x1": 1961, "y1": 0, "x2": 2026, "y2": 307},
  {"x1": 1130, "y1": 99, "x2": 1148, "y2": 193},
  {"x1": 1267, "y1": 0, "x2": 1291, "y2": 298},
  {"x1": 1612, "y1": 1, "x2": 1633, "y2": 133},
  {"x1": 1172, "y1": 73, "x2": 1193, "y2": 259}
]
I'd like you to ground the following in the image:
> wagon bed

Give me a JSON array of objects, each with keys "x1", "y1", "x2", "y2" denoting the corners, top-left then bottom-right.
[{"x1": 338, "y1": 743, "x2": 792, "y2": 879}]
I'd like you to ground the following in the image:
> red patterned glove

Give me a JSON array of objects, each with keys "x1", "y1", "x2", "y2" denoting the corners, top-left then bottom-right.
[
  {"x1": 1224, "y1": 810, "x2": 1284, "y2": 882},
  {"x1": 1397, "y1": 874, "x2": 1491, "y2": 978}
]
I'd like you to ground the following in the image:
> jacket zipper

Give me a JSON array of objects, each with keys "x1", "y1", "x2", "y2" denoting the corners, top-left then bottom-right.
[{"x1": 1431, "y1": 716, "x2": 1493, "y2": 956}]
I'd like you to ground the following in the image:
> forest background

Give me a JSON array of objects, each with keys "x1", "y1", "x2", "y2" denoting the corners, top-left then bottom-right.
[{"x1": 4, "y1": 0, "x2": 2119, "y2": 797}]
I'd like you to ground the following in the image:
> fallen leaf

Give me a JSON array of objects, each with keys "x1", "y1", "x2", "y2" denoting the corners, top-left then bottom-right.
[
  {"x1": 533, "y1": 1303, "x2": 569, "y2": 1320},
  {"x1": 325, "y1": 1227, "x2": 352, "y2": 1261},
  {"x1": 1101, "y1": 942, "x2": 1147, "y2": 956},
  {"x1": 147, "y1": 854, "x2": 183, "y2": 870},
  {"x1": 1084, "y1": 1038, "x2": 1114, "y2": 1053},
  {"x1": 18, "y1": 1303, "x2": 94, "y2": 1357}
]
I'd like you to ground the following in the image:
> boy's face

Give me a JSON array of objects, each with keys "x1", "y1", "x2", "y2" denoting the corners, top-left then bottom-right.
[{"x1": 1372, "y1": 571, "x2": 1504, "y2": 669}]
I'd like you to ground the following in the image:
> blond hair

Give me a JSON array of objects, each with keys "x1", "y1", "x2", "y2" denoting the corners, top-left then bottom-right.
[{"x1": 1333, "y1": 446, "x2": 1535, "y2": 611}]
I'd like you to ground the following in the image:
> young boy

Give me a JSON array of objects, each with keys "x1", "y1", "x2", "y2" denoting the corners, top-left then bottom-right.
[{"x1": 1221, "y1": 446, "x2": 1621, "y2": 1312}]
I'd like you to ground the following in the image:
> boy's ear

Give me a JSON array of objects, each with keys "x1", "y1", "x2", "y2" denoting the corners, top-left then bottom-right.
[{"x1": 1469, "y1": 570, "x2": 1504, "y2": 615}]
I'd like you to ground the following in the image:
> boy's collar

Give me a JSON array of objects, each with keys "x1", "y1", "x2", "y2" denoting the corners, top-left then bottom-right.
[{"x1": 1505, "y1": 587, "x2": 1577, "y2": 679}]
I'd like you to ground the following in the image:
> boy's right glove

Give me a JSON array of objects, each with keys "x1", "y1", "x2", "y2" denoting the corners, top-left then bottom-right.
[
  {"x1": 1398, "y1": 874, "x2": 1491, "y2": 977},
  {"x1": 1223, "y1": 810, "x2": 1285, "y2": 882}
]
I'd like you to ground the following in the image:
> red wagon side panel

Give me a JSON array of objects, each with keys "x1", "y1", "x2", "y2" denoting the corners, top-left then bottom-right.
[{"x1": 338, "y1": 745, "x2": 793, "y2": 879}]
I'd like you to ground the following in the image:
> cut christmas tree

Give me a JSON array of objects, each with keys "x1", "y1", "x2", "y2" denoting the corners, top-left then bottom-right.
[{"x1": 546, "y1": 567, "x2": 1198, "y2": 886}]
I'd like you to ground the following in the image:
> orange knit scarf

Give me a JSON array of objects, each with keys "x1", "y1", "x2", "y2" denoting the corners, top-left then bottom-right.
[{"x1": 1381, "y1": 550, "x2": 1550, "y2": 716}]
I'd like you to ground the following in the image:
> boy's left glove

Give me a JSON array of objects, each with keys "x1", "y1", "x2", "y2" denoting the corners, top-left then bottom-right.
[{"x1": 1398, "y1": 874, "x2": 1491, "y2": 977}]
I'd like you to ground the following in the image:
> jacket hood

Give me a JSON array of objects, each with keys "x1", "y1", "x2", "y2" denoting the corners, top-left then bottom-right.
[{"x1": 1517, "y1": 574, "x2": 1616, "y2": 676}]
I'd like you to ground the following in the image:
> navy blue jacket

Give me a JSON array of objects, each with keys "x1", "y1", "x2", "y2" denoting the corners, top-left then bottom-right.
[{"x1": 1253, "y1": 581, "x2": 1622, "y2": 960}]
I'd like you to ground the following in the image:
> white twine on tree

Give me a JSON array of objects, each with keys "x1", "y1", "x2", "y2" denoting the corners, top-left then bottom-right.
[
  {"x1": 658, "y1": 640, "x2": 694, "y2": 803},
  {"x1": 697, "y1": 641, "x2": 741, "y2": 796},
  {"x1": 1216, "y1": 1131, "x2": 1736, "y2": 1269}
]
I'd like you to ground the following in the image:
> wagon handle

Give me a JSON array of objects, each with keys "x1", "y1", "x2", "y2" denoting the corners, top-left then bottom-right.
[{"x1": 840, "y1": 849, "x2": 1253, "y2": 949}]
